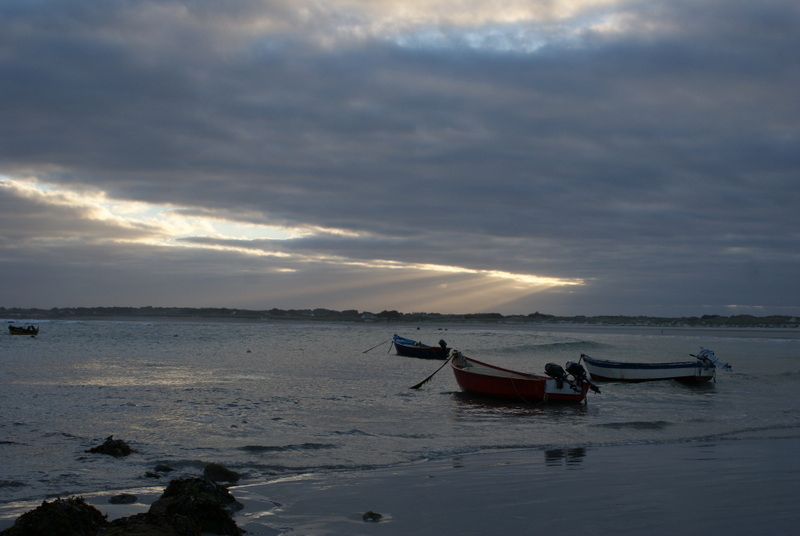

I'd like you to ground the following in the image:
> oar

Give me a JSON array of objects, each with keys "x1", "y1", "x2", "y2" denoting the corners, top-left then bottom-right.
[
  {"x1": 410, "y1": 356, "x2": 452, "y2": 389},
  {"x1": 362, "y1": 337, "x2": 392, "y2": 354}
]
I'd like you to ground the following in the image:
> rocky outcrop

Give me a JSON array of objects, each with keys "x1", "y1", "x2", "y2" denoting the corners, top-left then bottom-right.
[
  {"x1": 203, "y1": 463, "x2": 240, "y2": 483},
  {"x1": 362, "y1": 510, "x2": 383, "y2": 522},
  {"x1": 149, "y1": 478, "x2": 243, "y2": 536},
  {"x1": 97, "y1": 512, "x2": 201, "y2": 536},
  {"x1": 0, "y1": 497, "x2": 107, "y2": 536},
  {"x1": 1, "y1": 478, "x2": 243, "y2": 536},
  {"x1": 86, "y1": 436, "x2": 132, "y2": 458},
  {"x1": 107, "y1": 494, "x2": 137, "y2": 505}
]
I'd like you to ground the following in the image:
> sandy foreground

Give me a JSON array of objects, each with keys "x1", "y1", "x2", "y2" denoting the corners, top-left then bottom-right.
[{"x1": 3, "y1": 435, "x2": 798, "y2": 535}]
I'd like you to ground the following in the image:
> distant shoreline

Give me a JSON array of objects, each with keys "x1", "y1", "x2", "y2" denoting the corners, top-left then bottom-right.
[
  {"x1": 3, "y1": 307, "x2": 799, "y2": 339},
  {"x1": 1, "y1": 306, "x2": 798, "y2": 329}
]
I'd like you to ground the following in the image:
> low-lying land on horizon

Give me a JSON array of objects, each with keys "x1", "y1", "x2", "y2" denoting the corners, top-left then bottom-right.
[{"x1": 2, "y1": 306, "x2": 798, "y2": 328}]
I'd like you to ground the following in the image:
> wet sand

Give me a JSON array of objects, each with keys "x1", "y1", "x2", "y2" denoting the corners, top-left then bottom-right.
[
  {"x1": 5, "y1": 436, "x2": 794, "y2": 535},
  {"x1": 226, "y1": 436, "x2": 800, "y2": 536}
]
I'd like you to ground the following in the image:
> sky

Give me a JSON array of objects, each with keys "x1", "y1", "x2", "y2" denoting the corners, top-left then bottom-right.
[{"x1": 1, "y1": 0, "x2": 798, "y2": 317}]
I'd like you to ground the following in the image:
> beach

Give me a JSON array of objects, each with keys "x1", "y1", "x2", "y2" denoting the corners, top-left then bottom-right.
[
  {"x1": 237, "y1": 436, "x2": 800, "y2": 535},
  {"x1": 4, "y1": 435, "x2": 798, "y2": 535}
]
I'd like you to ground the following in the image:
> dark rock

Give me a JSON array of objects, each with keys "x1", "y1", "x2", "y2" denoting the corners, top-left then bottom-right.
[
  {"x1": 87, "y1": 436, "x2": 132, "y2": 458},
  {"x1": 154, "y1": 464, "x2": 175, "y2": 473},
  {"x1": 149, "y1": 478, "x2": 243, "y2": 535},
  {"x1": 156, "y1": 477, "x2": 243, "y2": 512},
  {"x1": 2, "y1": 476, "x2": 245, "y2": 536},
  {"x1": 2, "y1": 476, "x2": 246, "y2": 536},
  {"x1": 362, "y1": 510, "x2": 383, "y2": 522},
  {"x1": 97, "y1": 512, "x2": 200, "y2": 536},
  {"x1": 0, "y1": 496, "x2": 108, "y2": 536},
  {"x1": 144, "y1": 471, "x2": 161, "y2": 479},
  {"x1": 203, "y1": 463, "x2": 240, "y2": 483},
  {"x1": 149, "y1": 496, "x2": 240, "y2": 536},
  {"x1": 108, "y1": 493, "x2": 137, "y2": 505}
]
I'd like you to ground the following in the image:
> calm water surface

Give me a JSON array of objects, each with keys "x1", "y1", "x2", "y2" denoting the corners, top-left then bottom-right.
[{"x1": 2, "y1": 319, "x2": 799, "y2": 517}]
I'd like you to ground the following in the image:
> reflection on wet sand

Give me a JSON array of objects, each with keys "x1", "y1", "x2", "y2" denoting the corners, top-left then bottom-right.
[{"x1": 545, "y1": 447, "x2": 587, "y2": 467}]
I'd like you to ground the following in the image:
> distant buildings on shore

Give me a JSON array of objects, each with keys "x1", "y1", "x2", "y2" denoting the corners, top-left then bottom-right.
[{"x1": 1, "y1": 306, "x2": 797, "y2": 328}]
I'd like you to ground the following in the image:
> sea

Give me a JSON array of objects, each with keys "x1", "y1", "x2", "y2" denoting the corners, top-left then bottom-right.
[{"x1": 1, "y1": 319, "x2": 799, "y2": 533}]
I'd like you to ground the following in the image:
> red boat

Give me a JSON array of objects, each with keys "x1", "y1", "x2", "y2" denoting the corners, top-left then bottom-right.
[{"x1": 449, "y1": 351, "x2": 599, "y2": 403}]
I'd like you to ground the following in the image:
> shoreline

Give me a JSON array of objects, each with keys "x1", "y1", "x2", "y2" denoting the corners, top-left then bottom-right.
[
  {"x1": 4, "y1": 306, "x2": 799, "y2": 333},
  {"x1": 5, "y1": 316, "x2": 800, "y2": 340},
  {"x1": 3, "y1": 436, "x2": 799, "y2": 535}
]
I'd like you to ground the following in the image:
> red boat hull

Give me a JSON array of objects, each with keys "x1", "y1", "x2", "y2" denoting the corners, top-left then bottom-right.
[{"x1": 450, "y1": 354, "x2": 590, "y2": 403}]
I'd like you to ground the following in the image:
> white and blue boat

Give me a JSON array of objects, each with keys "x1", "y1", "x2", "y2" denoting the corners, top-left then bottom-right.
[{"x1": 579, "y1": 348, "x2": 730, "y2": 383}]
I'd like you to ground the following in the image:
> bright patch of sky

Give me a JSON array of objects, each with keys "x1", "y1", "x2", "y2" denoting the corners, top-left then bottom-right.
[
  {"x1": 261, "y1": 0, "x2": 636, "y2": 53},
  {"x1": 1, "y1": 177, "x2": 296, "y2": 243},
  {"x1": 2, "y1": 176, "x2": 583, "y2": 291},
  {"x1": 393, "y1": 24, "x2": 553, "y2": 53}
]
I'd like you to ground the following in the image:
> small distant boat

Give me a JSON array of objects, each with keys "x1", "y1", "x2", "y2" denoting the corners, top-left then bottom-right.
[
  {"x1": 392, "y1": 334, "x2": 450, "y2": 360},
  {"x1": 9, "y1": 324, "x2": 39, "y2": 336},
  {"x1": 449, "y1": 351, "x2": 600, "y2": 403},
  {"x1": 579, "y1": 348, "x2": 730, "y2": 383}
]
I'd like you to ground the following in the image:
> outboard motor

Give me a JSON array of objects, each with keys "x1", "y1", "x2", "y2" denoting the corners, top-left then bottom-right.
[
  {"x1": 567, "y1": 361, "x2": 600, "y2": 394},
  {"x1": 439, "y1": 339, "x2": 448, "y2": 350},
  {"x1": 565, "y1": 361, "x2": 587, "y2": 380},
  {"x1": 545, "y1": 363, "x2": 568, "y2": 389},
  {"x1": 693, "y1": 348, "x2": 731, "y2": 371}
]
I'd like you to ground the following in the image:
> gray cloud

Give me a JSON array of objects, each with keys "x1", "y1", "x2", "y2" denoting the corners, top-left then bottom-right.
[{"x1": 0, "y1": 0, "x2": 798, "y2": 315}]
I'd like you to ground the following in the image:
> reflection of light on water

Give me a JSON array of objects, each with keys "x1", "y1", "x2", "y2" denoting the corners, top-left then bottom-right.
[{"x1": 71, "y1": 361, "x2": 213, "y2": 387}]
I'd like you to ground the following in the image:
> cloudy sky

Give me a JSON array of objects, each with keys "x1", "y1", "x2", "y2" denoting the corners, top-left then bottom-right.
[{"x1": 1, "y1": 0, "x2": 798, "y2": 317}]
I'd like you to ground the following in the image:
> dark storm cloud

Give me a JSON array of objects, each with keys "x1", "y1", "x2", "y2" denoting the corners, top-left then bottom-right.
[{"x1": 0, "y1": 0, "x2": 798, "y2": 315}]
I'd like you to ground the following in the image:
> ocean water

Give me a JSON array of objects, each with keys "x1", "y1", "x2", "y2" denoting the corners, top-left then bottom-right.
[{"x1": 2, "y1": 319, "x2": 799, "y2": 530}]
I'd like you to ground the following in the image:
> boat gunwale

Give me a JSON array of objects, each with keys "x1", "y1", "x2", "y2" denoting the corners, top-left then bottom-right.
[
  {"x1": 393, "y1": 339, "x2": 437, "y2": 350},
  {"x1": 581, "y1": 355, "x2": 714, "y2": 371},
  {"x1": 452, "y1": 355, "x2": 547, "y2": 381}
]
